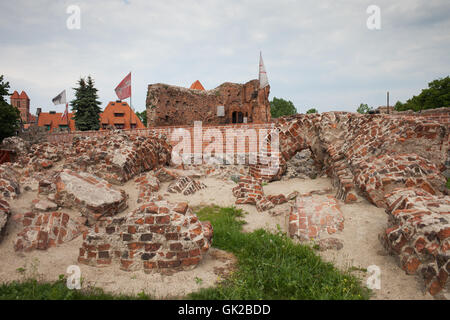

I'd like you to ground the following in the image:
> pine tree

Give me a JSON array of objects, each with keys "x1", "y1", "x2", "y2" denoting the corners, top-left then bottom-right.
[
  {"x1": 70, "y1": 76, "x2": 102, "y2": 131},
  {"x1": 0, "y1": 75, "x2": 21, "y2": 142}
]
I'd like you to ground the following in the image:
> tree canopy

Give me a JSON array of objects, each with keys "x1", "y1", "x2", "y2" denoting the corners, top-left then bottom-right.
[
  {"x1": 0, "y1": 75, "x2": 21, "y2": 142},
  {"x1": 136, "y1": 110, "x2": 147, "y2": 127},
  {"x1": 395, "y1": 76, "x2": 450, "y2": 112},
  {"x1": 70, "y1": 76, "x2": 102, "y2": 131},
  {"x1": 357, "y1": 103, "x2": 373, "y2": 114},
  {"x1": 306, "y1": 108, "x2": 318, "y2": 114},
  {"x1": 270, "y1": 97, "x2": 297, "y2": 118}
]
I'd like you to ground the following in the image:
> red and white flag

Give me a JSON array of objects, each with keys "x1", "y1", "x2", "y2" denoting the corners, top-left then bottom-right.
[{"x1": 115, "y1": 72, "x2": 131, "y2": 100}]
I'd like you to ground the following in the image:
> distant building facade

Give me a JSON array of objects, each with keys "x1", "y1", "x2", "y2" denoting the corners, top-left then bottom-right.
[{"x1": 36, "y1": 101, "x2": 144, "y2": 132}]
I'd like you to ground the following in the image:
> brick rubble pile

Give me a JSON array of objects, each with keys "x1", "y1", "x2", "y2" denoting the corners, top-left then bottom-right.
[
  {"x1": 14, "y1": 211, "x2": 81, "y2": 251},
  {"x1": 380, "y1": 188, "x2": 449, "y2": 295},
  {"x1": 64, "y1": 132, "x2": 172, "y2": 185},
  {"x1": 78, "y1": 201, "x2": 212, "y2": 272}
]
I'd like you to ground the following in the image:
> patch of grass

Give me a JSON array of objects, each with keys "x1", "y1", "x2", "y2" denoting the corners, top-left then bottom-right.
[
  {"x1": 0, "y1": 278, "x2": 151, "y2": 300},
  {"x1": 447, "y1": 178, "x2": 450, "y2": 189},
  {"x1": 189, "y1": 206, "x2": 371, "y2": 300}
]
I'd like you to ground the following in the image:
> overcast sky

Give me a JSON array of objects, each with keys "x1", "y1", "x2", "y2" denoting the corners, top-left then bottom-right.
[{"x1": 1, "y1": 0, "x2": 449, "y2": 115}]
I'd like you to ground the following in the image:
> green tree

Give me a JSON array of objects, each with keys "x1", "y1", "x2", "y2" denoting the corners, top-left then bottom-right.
[
  {"x1": 395, "y1": 76, "x2": 450, "y2": 112},
  {"x1": 70, "y1": 76, "x2": 102, "y2": 131},
  {"x1": 306, "y1": 108, "x2": 318, "y2": 114},
  {"x1": 270, "y1": 97, "x2": 297, "y2": 118},
  {"x1": 136, "y1": 110, "x2": 147, "y2": 127},
  {"x1": 394, "y1": 101, "x2": 404, "y2": 111},
  {"x1": 0, "y1": 75, "x2": 21, "y2": 142},
  {"x1": 357, "y1": 103, "x2": 373, "y2": 114}
]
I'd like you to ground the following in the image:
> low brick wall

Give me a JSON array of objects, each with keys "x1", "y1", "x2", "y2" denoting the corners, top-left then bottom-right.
[
  {"x1": 391, "y1": 107, "x2": 450, "y2": 127},
  {"x1": 45, "y1": 123, "x2": 275, "y2": 156}
]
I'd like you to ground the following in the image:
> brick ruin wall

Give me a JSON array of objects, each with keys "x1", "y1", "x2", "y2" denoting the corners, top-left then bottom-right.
[
  {"x1": 146, "y1": 80, "x2": 271, "y2": 126},
  {"x1": 1, "y1": 108, "x2": 449, "y2": 293},
  {"x1": 249, "y1": 111, "x2": 449, "y2": 295}
]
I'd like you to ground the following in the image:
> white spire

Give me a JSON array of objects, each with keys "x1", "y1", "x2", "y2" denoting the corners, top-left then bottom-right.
[{"x1": 259, "y1": 51, "x2": 269, "y2": 89}]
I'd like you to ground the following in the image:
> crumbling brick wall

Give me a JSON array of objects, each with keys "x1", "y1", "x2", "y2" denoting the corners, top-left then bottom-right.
[
  {"x1": 146, "y1": 80, "x2": 271, "y2": 126},
  {"x1": 64, "y1": 132, "x2": 172, "y2": 185},
  {"x1": 252, "y1": 112, "x2": 449, "y2": 206},
  {"x1": 380, "y1": 188, "x2": 449, "y2": 295}
]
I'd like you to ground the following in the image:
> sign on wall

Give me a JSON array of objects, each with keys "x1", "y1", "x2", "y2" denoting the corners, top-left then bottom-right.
[{"x1": 217, "y1": 105, "x2": 225, "y2": 117}]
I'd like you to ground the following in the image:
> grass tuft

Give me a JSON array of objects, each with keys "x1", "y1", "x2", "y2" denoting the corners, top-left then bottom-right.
[
  {"x1": 189, "y1": 205, "x2": 371, "y2": 300},
  {"x1": 0, "y1": 278, "x2": 151, "y2": 300}
]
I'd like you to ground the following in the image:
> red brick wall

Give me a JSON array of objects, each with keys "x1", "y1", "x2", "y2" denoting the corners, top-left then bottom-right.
[
  {"x1": 44, "y1": 110, "x2": 450, "y2": 157},
  {"x1": 46, "y1": 123, "x2": 275, "y2": 155},
  {"x1": 391, "y1": 108, "x2": 450, "y2": 127}
]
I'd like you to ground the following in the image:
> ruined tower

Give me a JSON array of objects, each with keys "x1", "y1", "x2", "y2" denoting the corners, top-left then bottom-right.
[{"x1": 146, "y1": 79, "x2": 271, "y2": 127}]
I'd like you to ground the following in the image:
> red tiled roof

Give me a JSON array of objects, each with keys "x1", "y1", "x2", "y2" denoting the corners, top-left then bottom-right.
[
  {"x1": 37, "y1": 112, "x2": 76, "y2": 132},
  {"x1": 99, "y1": 101, "x2": 146, "y2": 129},
  {"x1": 113, "y1": 118, "x2": 125, "y2": 124},
  {"x1": 189, "y1": 80, "x2": 205, "y2": 91}
]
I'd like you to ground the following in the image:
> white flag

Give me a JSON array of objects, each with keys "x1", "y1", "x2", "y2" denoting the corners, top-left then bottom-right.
[
  {"x1": 259, "y1": 52, "x2": 269, "y2": 89},
  {"x1": 52, "y1": 90, "x2": 66, "y2": 105}
]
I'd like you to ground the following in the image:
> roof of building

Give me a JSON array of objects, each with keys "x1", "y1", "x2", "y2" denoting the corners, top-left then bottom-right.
[
  {"x1": 11, "y1": 91, "x2": 20, "y2": 99},
  {"x1": 19, "y1": 91, "x2": 29, "y2": 100},
  {"x1": 189, "y1": 80, "x2": 205, "y2": 91},
  {"x1": 37, "y1": 112, "x2": 76, "y2": 132},
  {"x1": 99, "y1": 101, "x2": 145, "y2": 129}
]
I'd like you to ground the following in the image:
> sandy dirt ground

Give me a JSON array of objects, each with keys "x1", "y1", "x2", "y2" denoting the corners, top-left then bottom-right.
[{"x1": 0, "y1": 174, "x2": 438, "y2": 299}]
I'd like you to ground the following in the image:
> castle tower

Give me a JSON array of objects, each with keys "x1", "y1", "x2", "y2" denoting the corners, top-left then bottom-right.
[{"x1": 10, "y1": 90, "x2": 30, "y2": 123}]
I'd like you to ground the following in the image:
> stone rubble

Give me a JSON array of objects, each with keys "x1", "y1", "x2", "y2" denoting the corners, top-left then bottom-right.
[
  {"x1": 32, "y1": 198, "x2": 58, "y2": 212},
  {"x1": 64, "y1": 132, "x2": 172, "y2": 185},
  {"x1": 14, "y1": 212, "x2": 82, "y2": 251},
  {"x1": 380, "y1": 187, "x2": 450, "y2": 295},
  {"x1": 231, "y1": 175, "x2": 294, "y2": 212},
  {"x1": 289, "y1": 195, "x2": 344, "y2": 241},
  {"x1": 54, "y1": 169, "x2": 128, "y2": 226},
  {"x1": 134, "y1": 172, "x2": 161, "y2": 203},
  {"x1": 282, "y1": 149, "x2": 320, "y2": 180},
  {"x1": 167, "y1": 176, "x2": 207, "y2": 196},
  {"x1": 317, "y1": 237, "x2": 344, "y2": 251},
  {"x1": 0, "y1": 199, "x2": 11, "y2": 238},
  {"x1": 0, "y1": 163, "x2": 20, "y2": 199}
]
